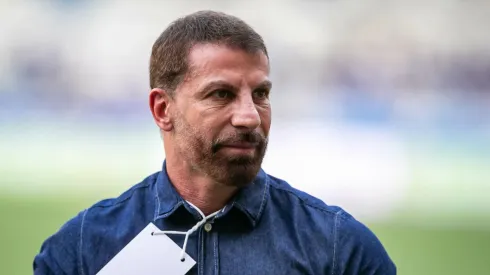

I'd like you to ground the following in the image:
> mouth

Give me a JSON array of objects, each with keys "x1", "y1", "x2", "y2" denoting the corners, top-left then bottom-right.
[
  {"x1": 218, "y1": 142, "x2": 259, "y2": 154},
  {"x1": 221, "y1": 142, "x2": 258, "y2": 149},
  {"x1": 212, "y1": 132, "x2": 264, "y2": 154}
]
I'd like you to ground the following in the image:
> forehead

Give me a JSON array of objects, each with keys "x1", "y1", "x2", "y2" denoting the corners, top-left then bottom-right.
[{"x1": 185, "y1": 43, "x2": 270, "y2": 87}]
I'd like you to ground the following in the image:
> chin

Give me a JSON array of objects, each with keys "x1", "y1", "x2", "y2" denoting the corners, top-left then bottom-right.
[
  {"x1": 220, "y1": 160, "x2": 262, "y2": 187},
  {"x1": 208, "y1": 147, "x2": 267, "y2": 187}
]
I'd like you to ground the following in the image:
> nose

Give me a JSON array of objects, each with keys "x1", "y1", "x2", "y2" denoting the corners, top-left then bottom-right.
[{"x1": 230, "y1": 95, "x2": 261, "y2": 130}]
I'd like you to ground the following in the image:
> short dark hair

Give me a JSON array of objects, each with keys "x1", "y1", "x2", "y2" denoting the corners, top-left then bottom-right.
[{"x1": 149, "y1": 10, "x2": 268, "y2": 94}]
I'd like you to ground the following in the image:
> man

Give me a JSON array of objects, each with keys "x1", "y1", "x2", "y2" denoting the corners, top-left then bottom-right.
[{"x1": 34, "y1": 11, "x2": 396, "y2": 275}]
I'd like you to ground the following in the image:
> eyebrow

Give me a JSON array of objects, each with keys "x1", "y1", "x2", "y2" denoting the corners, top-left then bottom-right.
[
  {"x1": 256, "y1": 80, "x2": 272, "y2": 91},
  {"x1": 196, "y1": 79, "x2": 272, "y2": 98}
]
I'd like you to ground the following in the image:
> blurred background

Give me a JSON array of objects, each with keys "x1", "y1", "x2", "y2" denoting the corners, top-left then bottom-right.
[{"x1": 1, "y1": 0, "x2": 490, "y2": 274}]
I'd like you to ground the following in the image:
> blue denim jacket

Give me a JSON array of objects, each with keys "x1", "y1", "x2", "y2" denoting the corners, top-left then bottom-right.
[{"x1": 34, "y1": 162, "x2": 396, "y2": 274}]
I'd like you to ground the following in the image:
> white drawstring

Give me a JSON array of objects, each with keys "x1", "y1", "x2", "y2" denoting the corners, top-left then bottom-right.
[{"x1": 152, "y1": 201, "x2": 221, "y2": 262}]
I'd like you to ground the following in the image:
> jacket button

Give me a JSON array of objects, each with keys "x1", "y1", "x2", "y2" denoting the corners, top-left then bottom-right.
[{"x1": 204, "y1": 223, "x2": 212, "y2": 232}]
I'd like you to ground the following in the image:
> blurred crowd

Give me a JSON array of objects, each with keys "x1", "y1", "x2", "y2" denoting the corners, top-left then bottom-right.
[{"x1": 1, "y1": 0, "x2": 489, "y2": 132}]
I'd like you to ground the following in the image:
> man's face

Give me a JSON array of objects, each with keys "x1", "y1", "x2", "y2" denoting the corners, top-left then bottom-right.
[{"x1": 170, "y1": 43, "x2": 271, "y2": 187}]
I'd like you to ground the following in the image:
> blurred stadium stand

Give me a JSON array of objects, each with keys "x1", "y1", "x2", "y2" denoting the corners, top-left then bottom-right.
[{"x1": 1, "y1": 0, "x2": 490, "y2": 219}]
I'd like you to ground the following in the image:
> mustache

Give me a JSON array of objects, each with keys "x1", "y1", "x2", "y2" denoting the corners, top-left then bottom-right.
[{"x1": 212, "y1": 131, "x2": 266, "y2": 153}]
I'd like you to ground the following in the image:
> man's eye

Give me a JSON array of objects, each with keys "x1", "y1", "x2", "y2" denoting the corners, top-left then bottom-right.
[
  {"x1": 253, "y1": 89, "x2": 269, "y2": 99},
  {"x1": 213, "y1": 89, "x2": 233, "y2": 99}
]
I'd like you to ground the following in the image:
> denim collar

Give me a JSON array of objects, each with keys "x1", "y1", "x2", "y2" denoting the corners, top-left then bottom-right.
[{"x1": 153, "y1": 161, "x2": 269, "y2": 227}]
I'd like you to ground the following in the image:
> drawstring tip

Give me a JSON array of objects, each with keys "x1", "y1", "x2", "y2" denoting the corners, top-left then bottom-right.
[{"x1": 180, "y1": 257, "x2": 185, "y2": 262}]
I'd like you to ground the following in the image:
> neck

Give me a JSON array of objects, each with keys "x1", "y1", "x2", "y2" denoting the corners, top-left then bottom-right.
[{"x1": 165, "y1": 158, "x2": 238, "y2": 215}]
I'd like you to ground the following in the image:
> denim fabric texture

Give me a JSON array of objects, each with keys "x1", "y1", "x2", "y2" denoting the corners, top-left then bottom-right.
[{"x1": 34, "y1": 162, "x2": 396, "y2": 275}]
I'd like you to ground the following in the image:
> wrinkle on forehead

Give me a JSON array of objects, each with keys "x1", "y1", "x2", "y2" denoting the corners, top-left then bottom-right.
[
  {"x1": 176, "y1": 43, "x2": 269, "y2": 99},
  {"x1": 187, "y1": 43, "x2": 269, "y2": 78}
]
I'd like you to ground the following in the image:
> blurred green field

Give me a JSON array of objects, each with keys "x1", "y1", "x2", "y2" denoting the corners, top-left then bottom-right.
[{"x1": 1, "y1": 193, "x2": 489, "y2": 275}]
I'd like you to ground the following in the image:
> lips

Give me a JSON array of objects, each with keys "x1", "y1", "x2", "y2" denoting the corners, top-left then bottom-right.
[
  {"x1": 221, "y1": 142, "x2": 258, "y2": 149},
  {"x1": 212, "y1": 132, "x2": 264, "y2": 154}
]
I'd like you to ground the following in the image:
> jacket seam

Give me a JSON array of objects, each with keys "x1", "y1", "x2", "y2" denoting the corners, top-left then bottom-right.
[
  {"x1": 270, "y1": 184, "x2": 340, "y2": 216},
  {"x1": 78, "y1": 209, "x2": 88, "y2": 275},
  {"x1": 91, "y1": 182, "x2": 152, "y2": 209},
  {"x1": 233, "y1": 176, "x2": 270, "y2": 225},
  {"x1": 331, "y1": 209, "x2": 343, "y2": 275},
  {"x1": 154, "y1": 177, "x2": 161, "y2": 220},
  {"x1": 255, "y1": 176, "x2": 270, "y2": 222}
]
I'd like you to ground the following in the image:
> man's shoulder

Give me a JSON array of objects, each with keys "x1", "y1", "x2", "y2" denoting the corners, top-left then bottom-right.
[
  {"x1": 265, "y1": 173, "x2": 396, "y2": 273},
  {"x1": 77, "y1": 171, "x2": 160, "y2": 236},
  {"x1": 88, "y1": 171, "x2": 159, "y2": 210},
  {"x1": 34, "y1": 172, "x2": 161, "y2": 273},
  {"x1": 266, "y1": 173, "x2": 343, "y2": 218},
  {"x1": 41, "y1": 172, "x2": 158, "y2": 247},
  {"x1": 49, "y1": 171, "x2": 159, "y2": 235},
  {"x1": 265, "y1": 172, "x2": 378, "y2": 230}
]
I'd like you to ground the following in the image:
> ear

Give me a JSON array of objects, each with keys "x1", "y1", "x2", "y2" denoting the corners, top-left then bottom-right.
[{"x1": 149, "y1": 88, "x2": 173, "y2": 132}]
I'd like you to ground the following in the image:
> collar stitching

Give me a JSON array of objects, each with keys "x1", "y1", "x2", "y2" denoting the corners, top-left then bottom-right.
[
  {"x1": 254, "y1": 175, "x2": 270, "y2": 224},
  {"x1": 233, "y1": 175, "x2": 270, "y2": 226}
]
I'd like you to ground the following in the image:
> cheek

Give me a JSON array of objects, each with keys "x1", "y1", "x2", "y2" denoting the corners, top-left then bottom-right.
[
  {"x1": 187, "y1": 120, "x2": 216, "y2": 146},
  {"x1": 259, "y1": 108, "x2": 272, "y2": 133},
  {"x1": 195, "y1": 112, "x2": 229, "y2": 136},
  {"x1": 178, "y1": 126, "x2": 209, "y2": 154}
]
